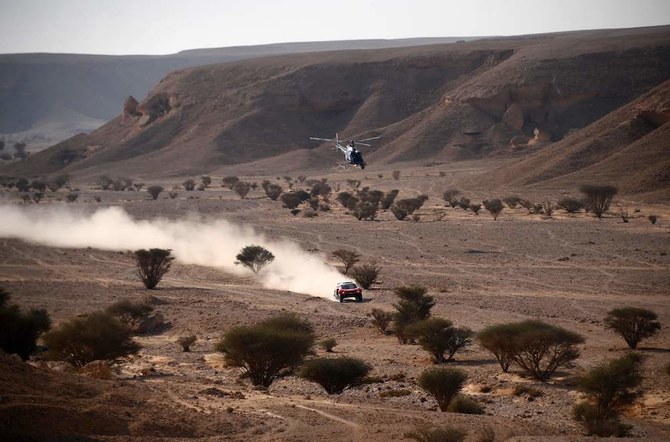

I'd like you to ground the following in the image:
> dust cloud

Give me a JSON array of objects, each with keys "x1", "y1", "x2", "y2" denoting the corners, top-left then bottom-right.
[{"x1": 0, "y1": 205, "x2": 345, "y2": 300}]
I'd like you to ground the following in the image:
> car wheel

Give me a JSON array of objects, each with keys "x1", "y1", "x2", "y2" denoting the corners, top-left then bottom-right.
[{"x1": 356, "y1": 295, "x2": 362, "y2": 302}]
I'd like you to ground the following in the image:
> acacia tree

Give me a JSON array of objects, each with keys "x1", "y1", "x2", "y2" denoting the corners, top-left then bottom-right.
[
  {"x1": 393, "y1": 285, "x2": 435, "y2": 344},
  {"x1": 235, "y1": 245, "x2": 275, "y2": 273},
  {"x1": 477, "y1": 323, "x2": 518, "y2": 372},
  {"x1": 579, "y1": 184, "x2": 618, "y2": 218},
  {"x1": 418, "y1": 367, "x2": 467, "y2": 412},
  {"x1": 0, "y1": 289, "x2": 51, "y2": 360},
  {"x1": 604, "y1": 307, "x2": 661, "y2": 349},
  {"x1": 332, "y1": 249, "x2": 360, "y2": 274},
  {"x1": 407, "y1": 318, "x2": 473, "y2": 363},
  {"x1": 147, "y1": 185, "x2": 164, "y2": 200},
  {"x1": 134, "y1": 248, "x2": 174, "y2": 289},
  {"x1": 233, "y1": 181, "x2": 251, "y2": 199},
  {"x1": 483, "y1": 199, "x2": 503, "y2": 220}
]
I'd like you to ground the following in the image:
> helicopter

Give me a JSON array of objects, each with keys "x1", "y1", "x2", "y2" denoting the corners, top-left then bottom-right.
[{"x1": 309, "y1": 133, "x2": 381, "y2": 169}]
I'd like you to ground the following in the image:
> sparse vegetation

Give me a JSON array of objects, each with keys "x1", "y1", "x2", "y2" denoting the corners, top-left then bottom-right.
[
  {"x1": 105, "y1": 299, "x2": 154, "y2": 333},
  {"x1": 468, "y1": 203, "x2": 481, "y2": 215},
  {"x1": 579, "y1": 184, "x2": 618, "y2": 218},
  {"x1": 647, "y1": 215, "x2": 658, "y2": 224},
  {"x1": 134, "y1": 248, "x2": 174, "y2": 289},
  {"x1": 331, "y1": 249, "x2": 360, "y2": 274},
  {"x1": 263, "y1": 181, "x2": 282, "y2": 200},
  {"x1": 300, "y1": 357, "x2": 371, "y2": 394},
  {"x1": 65, "y1": 193, "x2": 79, "y2": 202},
  {"x1": 369, "y1": 308, "x2": 393, "y2": 334},
  {"x1": 216, "y1": 314, "x2": 315, "y2": 387},
  {"x1": 182, "y1": 179, "x2": 196, "y2": 191},
  {"x1": 147, "y1": 185, "x2": 164, "y2": 200},
  {"x1": 604, "y1": 307, "x2": 661, "y2": 349},
  {"x1": 407, "y1": 318, "x2": 473, "y2": 363},
  {"x1": 0, "y1": 289, "x2": 51, "y2": 360},
  {"x1": 483, "y1": 199, "x2": 503, "y2": 220},
  {"x1": 503, "y1": 195, "x2": 522, "y2": 208},
  {"x1": 557, "y1": 197, "x2": 583, "y2": 213},
  {"x1": 477, "y1": 323, "x2": 517, "y2": 372},
  {"x1": 233, "y1": 181, "x2": 251, "y2": 199},
  {"x1": 542, "y1": 201, "x2": 554, "y2": 216},
  {"x1": 281, "y1": 193, "x2": 301, "y2": 209},
  {"x1": 573, "y1": 353, "x2": 643, "y2": 437},
  {"x1": 201, "y1": 175, "x2": 212, "y2": 188},
  {"x1": 618, "y1": 208, "x2": 630, "y2": 223},
  {"x1": 235, "y1": 245, "x2": 275, "y2": 273},
  {"x1": 319, "y1": 338, "x2": 337, "y2": 352},
  {"x1": 418, "y1": 367, "x2": 467, "y2": 411},
  {"x1": 442, "y1": 189, "x2": 460, "y2": 204},
  {"x1": 177, "y1": 335, "x2": 197, "y2": 352},
  {"x1": 392, "y1": 170, "x2": 401, "y2": 180},
  {"x1": 351, "y1": 262, "x2": 381, "y2": 289},
  {"x1": 380, "y1": 189, "x2": 399, "y2": 210},
  {"x1": 393, "y1": 285, "x2": 435, "y2": 344},
  {"x1": 391, "y1": 197, "x2": 426, "y2": 220},
  {"x1": 222, "y1": 176, "x2": 240, "y2": 189},
  {"x1": 42, "y1": 312, "x2": 140, "y2": 368},
  {"x1": 447, "y1": 394, "x2": 485, "y2": 414}
]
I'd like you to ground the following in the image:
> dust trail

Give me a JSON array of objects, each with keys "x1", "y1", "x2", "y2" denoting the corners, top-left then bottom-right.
[{"x1": 0, "y1": 205, "x2": 344, "y2": 300}]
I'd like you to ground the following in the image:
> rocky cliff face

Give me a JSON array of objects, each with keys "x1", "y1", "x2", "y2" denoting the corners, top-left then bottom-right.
[{"x1": 2, "y1": 26, "x2": 669, "y2": 185}]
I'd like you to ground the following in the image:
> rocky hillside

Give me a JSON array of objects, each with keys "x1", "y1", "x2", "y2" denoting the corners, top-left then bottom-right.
[{"x1": 2, "y1": 26, "x2": 669, "y2": 191}]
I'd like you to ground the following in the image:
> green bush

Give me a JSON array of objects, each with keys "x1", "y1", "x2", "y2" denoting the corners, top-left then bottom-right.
[
  {"x1": 604, "y1": 307, "x2": 661, "y2": 349},
  {"x1": 477, "y1": 323, "x2": 521, "y2": 372},
  {"x1": 300, "y1": 357, "x2": 371, "y2": 394},
  {"x1": 579, "y1": 184, "x2": 618, "y2": 218},
  {"x1": 0, "y1": 289, "x2": 51, "y2": 360},
  {"x1": 105, "y1": 299, "x2": 154, "y2": 332},
  {"x1": 369, "y1": 308, "x2": 393, "y2": 334},
  {"x1": 216, "y1": 314, "x2": 314, "y2": 387},
  {"x1": 510, "y1": 320, "x2": 584, "y2": 381},
  {"x1": 135, "y1": 248, "x2": 174, "y2": 289},
  {"x1": 406, "y1": 425, "x2": 466, "y2": 442},
  {"x1": 447, "y1": 394, "x2": 485, "y2": 414},
  {"x1": 42, "y1": 312, "x2": 140, "y2": 368},
  {"x1": 573, "y1": 352, "x2": 642, "y2": 436},
  {"x1": 406, "y1": 318, "x2": 473, "y2": 363},
  {"x1": 351, "y1": 262, "x2": 381, "y2": 289},
  {"x1": 235, "y1": 245, "x2": 274, "y2": 273},
  {"x1": 418, "y1": 367, "x2": 467, "y2": 411},
  {"x1": 392, "y1": 285, "x2": 435, "y2": 344}
]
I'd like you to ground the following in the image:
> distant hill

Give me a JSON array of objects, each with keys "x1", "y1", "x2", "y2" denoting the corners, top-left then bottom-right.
[
  {"x1": 1, "y1": 26, "x2": 669, "y2": 199},
  {"x1": 0, "y1": 37, "x2": 473, "y2": 148}
]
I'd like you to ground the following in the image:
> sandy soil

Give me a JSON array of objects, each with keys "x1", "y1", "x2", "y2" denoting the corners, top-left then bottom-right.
[{"x1": 1, "y1": 165, "x2": 669, "y2": 441}]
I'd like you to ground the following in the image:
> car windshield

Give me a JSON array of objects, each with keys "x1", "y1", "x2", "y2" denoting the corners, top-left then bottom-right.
[{"x1": 340, "y1": 283, "x2": 357, "y2": 289}]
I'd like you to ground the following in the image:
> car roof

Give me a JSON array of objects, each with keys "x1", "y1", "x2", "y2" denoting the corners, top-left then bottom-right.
[{"x1": 337, "y1": 281, "x2": 357, "y2": 286}]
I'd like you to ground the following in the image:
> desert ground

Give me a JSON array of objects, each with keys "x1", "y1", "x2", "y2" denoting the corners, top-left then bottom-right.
[{"x1": 1, "y1": 162, "x2": 669, "y2": 441}]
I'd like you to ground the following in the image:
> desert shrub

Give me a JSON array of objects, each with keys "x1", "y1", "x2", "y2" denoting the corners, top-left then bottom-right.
[
  {"x1": 281, "y1": 193, "x2": 301, "y2": 209},
  {"x1": 346, "y1": 179, "x2": 361, "y2": 192},
  {"x1": 300, "y1": 357, "x2": 370, "y2": 394},
  {"x1": 319, "y1": 338, "x2": 337, "y2": 352},
  {"x1": 503, "y1": 195, "x2": 522, "y2": 208},
  {"x1": 294, "y1": 190, "x2": 310, "y2": 202},
  {"x1": 455, "y1": 196, "x2": 469, "y2": 210},
  {"x1": 542, "y1": 201, "x2": 554, "y2": 216},
  {"x1": 351, "y1": 263, "x2": 381, "y2": 289},
  {"x1": 201, "y1": 175, "x2": 212, "y2": 187},
  {"x1": 391, "y1": 197, "x2": 425, "y2": 220},
  {"x1": 147, "y1": 185, "x2": 164, "y2": 200},
  {"x1": 65, "y1": 193, "x2": 79, "y2": 202},
  {"x1": 442, "y1": 189, "x2": 460, "y2": 203},
  {"x1": 519, "y1": 199, "x2": 533, "y2": 213},
  {"x1": 647, "y1": 215, "x2": 658, "y2": 224},
  {"x1": 331, "y1": 249, "x2": 360, "y2": 274},
  {"x1": 105, "y1": 300, "x2": 154, "y2": 332},
  {"x1": 618, "y1": 208, "x2": 630, "y2": 223},
  {"x1": 216, "y1": 314, "x2": 315, "y2": 387},
  {"x1": 512, "y1": 384, "x2": 543, "y2": 399},
  {"x1": 177, "y1": 335, "x2": 197, "y2": 352},
  {"x1": 319, "y1": 203, "x2": 330, "y2": 212},
  {"x1": 393, "y1": 285, "x2": 435, "y2": 344},
  {"x1": 352, "y1": 200, "x2": 379, "y2": 220},
  {"x1": 303, "y1": 209, "x2": 318, "y2": 218},
  {"x1": 222, "y1": 176, "x2": 239, "y2": 189},
  {"x1": 264, "y1": 183, "x2": 282, "y2": 200},
  {"x1": 16, "y1": 178, "x2": 30, "y2": 192},
  {"x1": 307, "y1": 197, "x2": 320, "y2": 211},
  {"x1": 310, "y1": 181, "x2": 331, "y2": 199},
  {"x1": 30, "y1": 180, "x2": 46, "y2": 192},
  {"x1": 168, "y1": 191, "x2": 178, "y2": 199},
  {"x1": 418, "y1": 367, "x2": 467, "y2": 411},
  {"x1": 79, "y1": 360, "x2": 113, "y2": 380},
  {"x1": 406, "y1": 425, "x2": 466, "y2": 442},
  {"x1": 579, "y1": 184, "x2": 618, "y2": 218},
  {"x1": 233, "y1": 181, "x2": 251, "y2": 199},
  {"x1": 509, "y1": 320, "x2": 584, "y2": 381},
  {"x1": 573, "y1": 353, "x2": 643, "y2": 437},
  {"x1": 391, "y1": 170, "x2": 401, "y2": 180},
  {"x1": 182, "y1": 179, "x2": 196, "y2": 191},
  {"x1": 32, "y1": 192, "x2": 43, "y2": 203},
  {"x1": 370, "y1": 308, "x2": 393, "y2": 334},
  {"x1": 290, "y1": 209, "x2": 301, "y2": 216},
  {"x1": 135, "y1": 248, "x2": 174, "y2": 289},
  {"x1": 448, "y1": 394, "x2": 485, "y2": 414},
  {"x1": 336, "y1": 191, "x2": 358, "y2": 210},
  {"x1": 477, "y1": 323, "x2": 518, "y2": 372},
  {"x1": 468, "y1": 203, "x2": 481, "y2": 215},
  {"x1": 235, "y1": 245, "x2": 274, "y2": 273},
  {"x1": 407, "y1": 318, "x2": 473, "y2": 363},
  {"x1": 42, "y1": 312, "x2": 140, "y2": 368},
  {"x1": 0, "y1": 289, "x2": 51, "y2": 360},
  {"x1": 557, "y1": 197, "x2": 583, "y2": 213},
  {"x1": 604, "y1": 307, "x2": 661, "y2": 349},
  {"x1": 134, "y1": 183, "x2": 144, "y2": 191},
  {"x1": 380, "y1": 189, "x2": 399, "y2": 210},
  {"x1": 282, "y1": 176, "x2": 294, "y2": 189},
  {"x1": 483, "y1": 199, "x2": 503, "y2": 220}
]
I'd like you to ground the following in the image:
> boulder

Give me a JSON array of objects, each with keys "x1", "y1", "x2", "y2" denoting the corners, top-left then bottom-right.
[
  {"x1": 137, "y1": 312, "x2": 166, "y2": 334},
  {"x1": 123, "y1": 96, "x2": 140, "y2": 117},
  {"x1": 502, "y1": 103, "x2": 524, "y2": 130}
]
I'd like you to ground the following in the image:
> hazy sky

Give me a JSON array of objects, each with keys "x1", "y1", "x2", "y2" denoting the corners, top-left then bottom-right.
[{"x1": 1, "y1": 0, "x2": 669, "y2": 55}]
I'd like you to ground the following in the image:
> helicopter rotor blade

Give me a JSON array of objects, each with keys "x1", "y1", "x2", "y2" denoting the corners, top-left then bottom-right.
[
  {"x1": 355, "y1": 136, "x2": 381, "y2": 142},
  {"x1": 310, "y1": 137, "x2": 339, "y2": 142}
]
